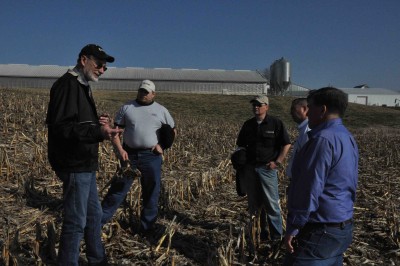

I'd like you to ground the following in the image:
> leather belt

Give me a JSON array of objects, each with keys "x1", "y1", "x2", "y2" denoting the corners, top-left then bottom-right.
[
  {"x1": 306, "y1": 219, "x2": 353, "y2": 229},
  {"x1": 123, "y1": 143, "x2": 152, "y2": 153}
]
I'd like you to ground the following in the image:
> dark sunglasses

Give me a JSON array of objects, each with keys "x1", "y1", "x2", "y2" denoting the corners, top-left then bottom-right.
[
  {"x1": 138, "y1": 88, "x2": 150, "y2": 94},
  {"x1": 89, "y1": 56, "x2": 107, "y2": 71},
  {"x1": 252, "y1": 102, "x2": 265, "y2": 107}
]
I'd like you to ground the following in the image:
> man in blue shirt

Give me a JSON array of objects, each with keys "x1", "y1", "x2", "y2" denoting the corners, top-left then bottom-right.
[
  {"x1": 286, "y1": 98, "x2": 310, "y2": 180},
  {"x1": 284, "y1": 87, "x2": 359, "y2": 265}
]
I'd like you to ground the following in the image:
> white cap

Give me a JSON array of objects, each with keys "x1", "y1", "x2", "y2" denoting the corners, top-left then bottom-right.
[
  {"x1": 139, "y1": 79, "x2": 155, "y2": 92},
  {"x1": 250, "y1": 95, "x2": 269, "y2": 105}
]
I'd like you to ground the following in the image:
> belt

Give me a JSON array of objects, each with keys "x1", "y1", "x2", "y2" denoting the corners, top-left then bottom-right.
[
  {"x1": 305, "y1": 219, "x2": 353, "y2": 229},
  {"x1": 123, "y1": 143, "x2": 152, "y2": 153}
]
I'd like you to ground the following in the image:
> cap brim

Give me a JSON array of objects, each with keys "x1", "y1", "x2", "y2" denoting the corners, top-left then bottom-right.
[
  {"x1": 139, "y1": 87, "x2": 153, "y2": 92},
  {"x1": 102, "y1": 55, "x2": 115, "y2": 63},
  {"x1": 92, "y1": 53, "x2": 114, "y2": 63}
]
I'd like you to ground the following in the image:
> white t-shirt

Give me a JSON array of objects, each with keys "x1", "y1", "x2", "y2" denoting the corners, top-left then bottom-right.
[{"x1": 115, "y1": 100, "x2": 175, "y2": 149}]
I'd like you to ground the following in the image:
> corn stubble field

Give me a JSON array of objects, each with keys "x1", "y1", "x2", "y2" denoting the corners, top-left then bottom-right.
[{"x1": 0, "y1": 88, "x2": 399, "y2": 265}]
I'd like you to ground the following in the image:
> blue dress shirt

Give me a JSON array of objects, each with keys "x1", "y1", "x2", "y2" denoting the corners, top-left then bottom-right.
[
  {"x1": 286, "y1": 118, "x2": 310, "y2": 178},
  {"x1": 286, "y1": 118, "x2": 359, "y2": 236}
]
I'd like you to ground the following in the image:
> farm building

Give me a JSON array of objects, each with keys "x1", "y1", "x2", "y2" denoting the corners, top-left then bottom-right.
[
  {"x1": 284, "y1": 83, "x2": 310, "y2": 97},
  {"x1": 339, "y1": 87, "x2": 400, "y2": 107},
  {"x1": 282, "y1": 85, "x2": 400, "y2": 107},
  {"x1": 0, "y1": 64, "x2": 268, "y2": 95}
]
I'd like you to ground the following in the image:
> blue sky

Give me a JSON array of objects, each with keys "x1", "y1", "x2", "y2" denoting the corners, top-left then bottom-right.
[{"x1": 1, "y1": 0, "x2": 399, "y2": 90}]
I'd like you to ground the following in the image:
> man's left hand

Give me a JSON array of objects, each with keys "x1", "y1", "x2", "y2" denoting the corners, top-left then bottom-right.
[
  {"x1": 267, "y1": 161, "x2": 281, "y2": 170},
  {"x1": 284, "y1": 235, "x2": 295, "y2": 254},
  {"x1": 152, "y1": 144, "x2": 163, "y2": 154}
]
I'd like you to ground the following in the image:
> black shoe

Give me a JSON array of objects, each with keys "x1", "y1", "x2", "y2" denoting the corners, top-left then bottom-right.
[
  {"x1": 260, "y1": 231, "x2": 269, "y2": 241},
  {"x1": 139, "y1": 228, "x2": 152, "y2": 237},
  {"x1": 138, "y1": 225, "x2": 156, "y2": 238},
  {"x1": 88, "y1": 258, "x2": 109, "y2": 266}
]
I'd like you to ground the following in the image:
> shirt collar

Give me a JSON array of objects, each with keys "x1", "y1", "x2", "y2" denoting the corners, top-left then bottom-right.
[
  {"x1": 255, "y1": 115, "x2": 271, "y2": 124},
  {"x1": 69, "y1": 67, "x2": 89, "y2": 86},
  {"x1": 308, "y1": 118, "x2": 342, "y2": 138},
  {"x1": 298, "y1": 118, "x2": 309, "y2": 130}
]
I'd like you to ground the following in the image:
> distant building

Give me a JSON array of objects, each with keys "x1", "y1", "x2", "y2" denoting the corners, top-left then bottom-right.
[
  {"x1": 4, "y1": 64, "x2": 398, "y2": 105},
  {"x1": 284, "y1": 83, "x2": 310, "y2": 97},
  {"x1": 283, "y1": 84, "x2": 400, "y2": 107},
  {"x1": 339, "y1": 87, "x2": 400, "y2": 107},
  {"x1": 0, "y1": 64, "x2": 268, "y2": 95},
  {"x1": 353, "y1": 84, "x2": 369, "y2": 89}
]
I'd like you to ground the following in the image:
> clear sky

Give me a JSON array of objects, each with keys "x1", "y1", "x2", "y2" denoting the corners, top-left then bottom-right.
[{"x1": 1, "y1": 0, "x2": 399, "y2": 90}]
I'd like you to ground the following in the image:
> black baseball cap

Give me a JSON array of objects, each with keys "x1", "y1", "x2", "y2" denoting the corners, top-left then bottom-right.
[{"x1": 79, "y1": 44, "x2": 115, "y2": 63}]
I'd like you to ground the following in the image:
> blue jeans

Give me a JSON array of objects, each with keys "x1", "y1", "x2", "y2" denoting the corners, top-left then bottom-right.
[
  {"x1": 241, "y1": 164, "x2": 283, "y2": 239},
  {"x1": 102, "y1": 150, "x2": 162, "y2": 231},
  {"x1": 284, "y1": 222, "x2": 353, "y2": 265},
  {"x1": 56, "y1": 171, "x2": 106, "y2": 266}
]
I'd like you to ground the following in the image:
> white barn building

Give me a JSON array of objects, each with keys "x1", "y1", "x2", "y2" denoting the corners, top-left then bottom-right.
[
  {"x1": 339, "y1": 87, "x2": 400, "y2": 107},
  {"x1": 0, "y1": 64, "x2": 268, "y2": 95}
]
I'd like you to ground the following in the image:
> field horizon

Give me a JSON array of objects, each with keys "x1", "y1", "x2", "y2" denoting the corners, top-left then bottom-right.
[{"x1": 1, "y1": 87, "x2": 399, "y2": 265}]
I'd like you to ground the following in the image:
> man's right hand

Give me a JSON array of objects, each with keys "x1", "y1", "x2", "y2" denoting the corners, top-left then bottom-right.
[{"x1": 99, "y1": 113, "x2": 112, "y2": 126}]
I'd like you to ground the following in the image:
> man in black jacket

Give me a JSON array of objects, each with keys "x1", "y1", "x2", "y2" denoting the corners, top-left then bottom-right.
[
  {"x1": 46, "y1": 44, "x2": 122, "y2": 266},
  {"x1": 236, "y1": 95, "x2": 291, "y2": 246}
]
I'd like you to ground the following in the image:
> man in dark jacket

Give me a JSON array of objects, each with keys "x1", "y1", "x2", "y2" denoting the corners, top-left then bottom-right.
[
  {"x1": 236, "y1": 95, "x2": 291, "y2": 246},
  {"x1": 46, "y1": 44, "x2": 122, "y2": 266}
]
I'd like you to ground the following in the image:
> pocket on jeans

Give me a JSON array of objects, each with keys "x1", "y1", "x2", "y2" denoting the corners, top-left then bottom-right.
[{"x1": 309, "y1": 227, "x2": 350, "y2": 258}]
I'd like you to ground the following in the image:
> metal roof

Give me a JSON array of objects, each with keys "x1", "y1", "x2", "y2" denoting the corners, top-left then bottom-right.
[
  {"x1": 0, "y1": 64, "x2": 70, "y2": 78},
  {"x1": 339, "y1": 88, "x2": 400, "y2": 95},
  {"x1": 0, "y1": 64, "x2": 267, "y2": 83}
]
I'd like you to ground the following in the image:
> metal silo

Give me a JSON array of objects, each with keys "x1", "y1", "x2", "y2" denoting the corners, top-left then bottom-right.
[{"x1": 269, "y1": 57, "x2": 291, "y2": 95}]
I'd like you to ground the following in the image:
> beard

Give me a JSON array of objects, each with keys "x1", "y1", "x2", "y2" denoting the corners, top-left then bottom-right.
[{"x1": 83, "y1": 68, "x2": 99, "y2": 82}]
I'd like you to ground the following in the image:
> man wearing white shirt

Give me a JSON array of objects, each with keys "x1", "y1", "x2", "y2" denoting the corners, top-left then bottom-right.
[{"x1": 101, "y1": 80, "x2": 176, "y2": 236}]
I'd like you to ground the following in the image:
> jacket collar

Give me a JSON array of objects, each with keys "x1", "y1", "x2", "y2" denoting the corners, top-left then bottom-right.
[{"x1": 69, "y1": 67, "x2": 89, "y2": 86}]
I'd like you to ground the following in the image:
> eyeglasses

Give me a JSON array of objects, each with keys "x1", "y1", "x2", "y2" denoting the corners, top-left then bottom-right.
[{"x1": 88, "y1": 56, "x2": 107, "y2": 71}]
